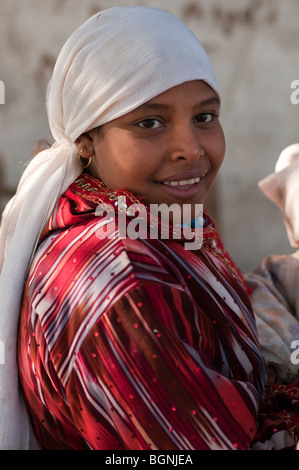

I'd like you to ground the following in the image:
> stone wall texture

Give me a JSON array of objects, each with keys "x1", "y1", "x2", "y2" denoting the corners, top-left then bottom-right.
[{"x1": 1, "y1": 0, "x2": 299, "y2": 272}]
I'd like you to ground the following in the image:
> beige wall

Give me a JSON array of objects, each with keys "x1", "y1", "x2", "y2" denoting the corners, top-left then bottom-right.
[{"x1": 1, "y1": 0, "x2": 298, "y2": 272}]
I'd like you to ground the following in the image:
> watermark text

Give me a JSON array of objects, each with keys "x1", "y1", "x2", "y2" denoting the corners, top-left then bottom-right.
[
  {"x1": 0, "y1": 80, "x2": 4, "y2": 104},
  {"x1": 95, "y1": 197, "x2": 203, "y2": 250},
  {"x1": 290, "y1": 80, "x2": 299, "y2": 104},
  {"x1": 290, "y1": 339, "x2": 299, "y2": 365}
]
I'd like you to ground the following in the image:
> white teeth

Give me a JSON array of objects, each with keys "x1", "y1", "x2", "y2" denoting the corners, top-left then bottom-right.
[{"x1": 162, "y1": 177, "x2": 200, "y2": 186}]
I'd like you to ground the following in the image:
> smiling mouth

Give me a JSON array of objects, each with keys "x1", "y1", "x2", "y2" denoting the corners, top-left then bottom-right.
[{"x1": 159, "y1": 177, "x2": 201, "y2": 186}]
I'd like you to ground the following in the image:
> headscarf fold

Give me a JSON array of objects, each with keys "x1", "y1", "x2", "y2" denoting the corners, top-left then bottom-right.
[{"x1": 0, "y1": 6, "x2": 219, "y2": 449}]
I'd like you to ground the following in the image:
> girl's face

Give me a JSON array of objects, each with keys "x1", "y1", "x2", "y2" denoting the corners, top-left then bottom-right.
[{"x1": 80, "y1": 80, "x2": 225, "y2": 212}]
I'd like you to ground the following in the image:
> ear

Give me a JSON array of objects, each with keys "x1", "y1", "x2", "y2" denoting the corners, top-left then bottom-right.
[{"x1": 75, "y1": 132, "x2": 94, "y2": 158}]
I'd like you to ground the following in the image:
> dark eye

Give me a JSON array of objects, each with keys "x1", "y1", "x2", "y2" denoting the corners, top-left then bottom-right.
[
  {"x1": 195, "y1": 113, "x2": 217, "y2": 123},
  {"x1": 137, "y1": 118, "x2": 161, "y2": 129}
]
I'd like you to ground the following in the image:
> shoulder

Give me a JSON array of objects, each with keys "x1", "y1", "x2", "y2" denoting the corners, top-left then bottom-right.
[{"x1": 30, "y1": 214, "x2": 180, "y2": 299}]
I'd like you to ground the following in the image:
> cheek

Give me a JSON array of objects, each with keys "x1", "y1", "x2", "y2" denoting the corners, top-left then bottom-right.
[
  {"x1": 211, "y1": 129, "x2": 226, "y2": 168},
  {"x1": 93, "y1": 146, "x2": 148, "y2": 188},
  {"x1": 108, "y1": 147, "x2": 156, "y2": 180}
]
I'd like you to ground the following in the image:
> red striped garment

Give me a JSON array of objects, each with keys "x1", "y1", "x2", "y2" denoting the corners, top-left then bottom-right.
[{"x1": 17, "y1": 172, "x2": 295, "y2": 450}]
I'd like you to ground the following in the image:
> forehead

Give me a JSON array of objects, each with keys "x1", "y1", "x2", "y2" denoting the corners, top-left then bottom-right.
[{"x1": 130, "y1": 80, "x2": 220, "y2": 114}]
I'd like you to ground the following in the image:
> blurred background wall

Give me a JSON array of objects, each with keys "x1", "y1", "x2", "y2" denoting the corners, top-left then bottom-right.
[{"x1": 0, "y1": 0, "x2": 298, "y2": 273}]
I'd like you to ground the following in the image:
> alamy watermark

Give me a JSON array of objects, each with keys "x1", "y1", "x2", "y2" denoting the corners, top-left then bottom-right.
[
  {"x1": 0, "y1": 80, "x2": 4, "y2": 104},
  {"x1": 290, "y1": 80, "x2": 299, "y2": 104},
  {"x1": 290, "y1": 339, "x2": 299, "y2": 365},
  {"x1": 95, "y1": 197, "x2": 203, "y2": 250}
]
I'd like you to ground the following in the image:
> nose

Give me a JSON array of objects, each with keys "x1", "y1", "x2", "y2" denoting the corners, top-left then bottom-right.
[{"x1": 169, "y1": 124, "x2": 204, "y2": 162}]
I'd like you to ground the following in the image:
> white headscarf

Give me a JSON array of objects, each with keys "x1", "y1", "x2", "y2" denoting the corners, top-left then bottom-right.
[{"x1": 0, "y1": 6, "x2": 219, "y2": 449}]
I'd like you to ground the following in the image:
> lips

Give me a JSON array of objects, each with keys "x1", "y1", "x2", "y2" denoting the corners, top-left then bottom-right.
[
  {"x1": 156, "y1": 171, "x2": 206, "y2": 201},
  {"x1": 161, "y1": 177, "x2": 201, "y2": 186},
  {"x1": 157, "y1": 169, "x2": 207, "y2": 185}
]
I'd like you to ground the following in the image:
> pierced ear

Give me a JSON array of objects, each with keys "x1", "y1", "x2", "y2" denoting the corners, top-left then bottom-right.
[{"x1": 75, "y1": 133, "x2": 94, "y2": 158}]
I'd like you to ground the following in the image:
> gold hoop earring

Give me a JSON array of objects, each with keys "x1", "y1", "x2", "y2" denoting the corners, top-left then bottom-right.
[{"x1": 78, "y1": 151, "x2": 93, "y2": 169}]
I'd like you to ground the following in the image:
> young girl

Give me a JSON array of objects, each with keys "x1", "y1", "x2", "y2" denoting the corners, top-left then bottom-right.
[{"x1": 0, "y1": 6, "x2": 297, "y2": 450}]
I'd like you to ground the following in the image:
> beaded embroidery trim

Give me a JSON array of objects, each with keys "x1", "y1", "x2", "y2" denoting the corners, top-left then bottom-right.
[
  {"x1": 70, "y1": 172, "x2": 203, "y2": 241},
  {"x1": 69, "y1": 172, "x2": 248, "y2": 289}
]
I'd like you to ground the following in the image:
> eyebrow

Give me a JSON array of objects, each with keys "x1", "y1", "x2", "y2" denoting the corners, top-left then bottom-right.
[
  {"x1": 131, "y1": 96, "x2": 221, "y2": 114},
  {"x1": 199, "y1": 97, "x2": 221, "y2": 106}
]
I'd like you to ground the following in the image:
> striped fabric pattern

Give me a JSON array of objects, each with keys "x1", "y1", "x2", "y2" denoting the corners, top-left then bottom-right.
[{"x1": 17, "y1": 173, "x2": 292, "y2": 450}]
